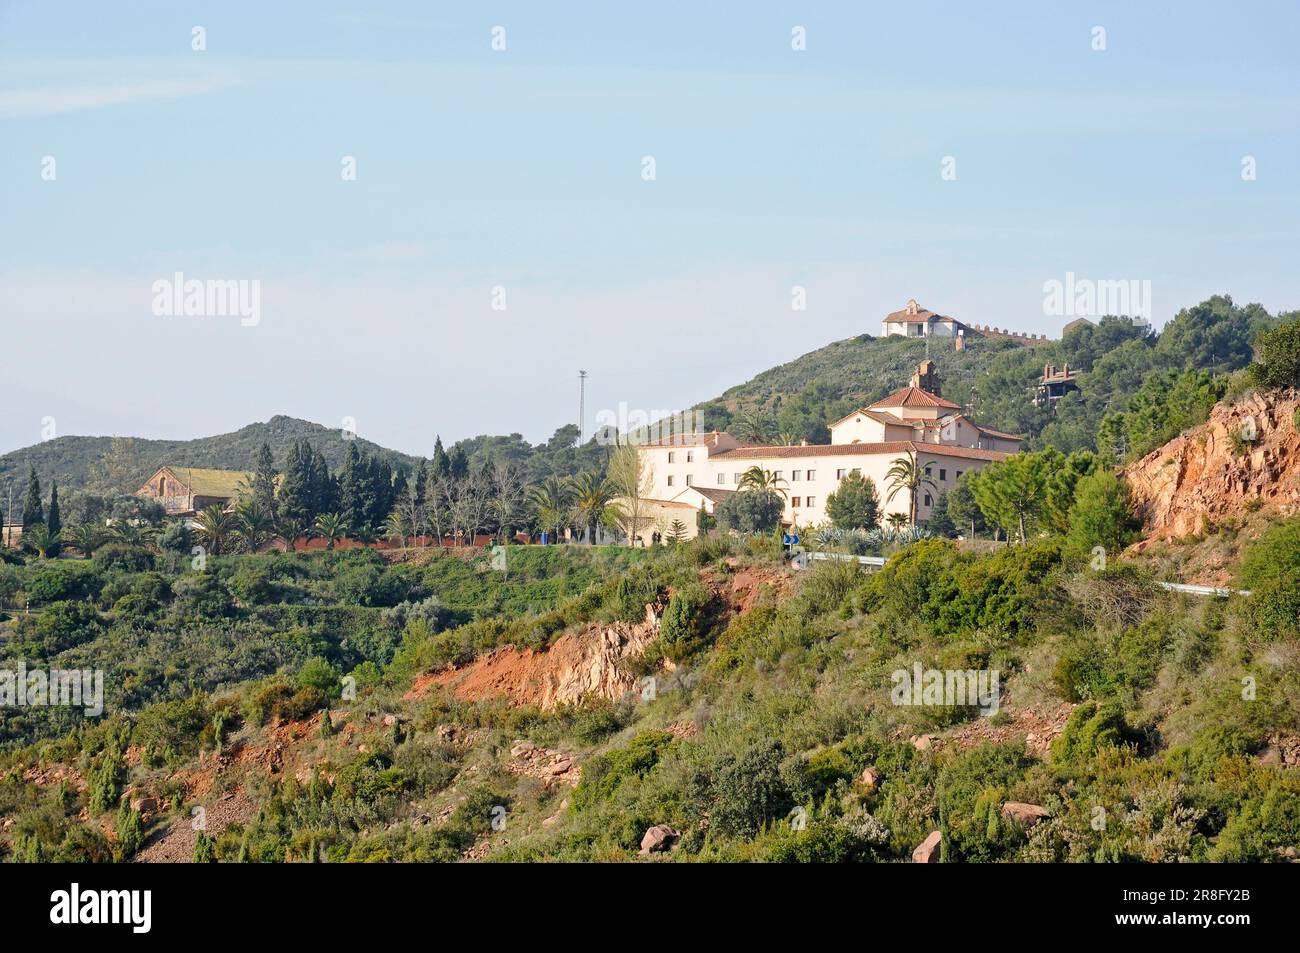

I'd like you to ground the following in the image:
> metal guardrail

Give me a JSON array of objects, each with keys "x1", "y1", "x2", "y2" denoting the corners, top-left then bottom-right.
[
  {"x1": 789, "y1": 552, "x2": 1252, "y2": 598},
  {"x1": 789, "y1": 551, "x2": 886, "y2": 570},
  {"x1": 1156, "y1": 581, "x2": 1251, "y2": 598}
]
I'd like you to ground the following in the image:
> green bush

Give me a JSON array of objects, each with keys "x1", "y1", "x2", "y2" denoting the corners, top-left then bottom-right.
[{"x1": 1051, "y1": 701, "x2": 1132, "y2": 765}]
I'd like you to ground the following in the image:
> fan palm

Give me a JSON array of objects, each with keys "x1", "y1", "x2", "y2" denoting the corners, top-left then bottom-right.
[
  {"x1": 570, "y1": 471, "x2": 614, "y2": 544},
  {"x1": 885, "y1": 452, "x2": 937, "y2": 526},
  {"x1": 234, "y1": 499, "x2": 275, "y2": 553},
  {"x1": 314, "y1": 512, "x2": 347, "y2": 550},
  {"x1": 193, "y1": 504, "x2": 239, "y2": 556},
  {"x1": 527, "y1": 475, "x2": 575, "y2": 542},
  {"x1": 109, "y1": 520, "x2": 156, "y2": 549}
]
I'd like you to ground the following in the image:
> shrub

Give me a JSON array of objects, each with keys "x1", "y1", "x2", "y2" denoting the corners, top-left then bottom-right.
[
  {"x1": 714, "y1": 489, "x2": 785, "y2": 534},
  {"x1": 658, "y1": 582, "x2": 716, "y2": 660},
  {"x1": 1051, "y1": 701, "x2": 1132, "y2": 765},
  {"x1": 1247, "y1": 318, "x2": 1300, "y2": 390},
  {"x1": 91, "y1": 544, "x2": 155, "y2": 574},
  {"x1": 1236, "y1": 517, "x2": 1300, "y2": 640},
  {"x1": 937, "y1": 743, "x2": 1032, "y2": 862}
]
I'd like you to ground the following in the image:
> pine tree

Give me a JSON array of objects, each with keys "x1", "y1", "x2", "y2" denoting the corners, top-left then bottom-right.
[
  {"x1": 46, "y1": 482, "x2": 61, "y2": 555},
  {"x1": 21, "y1": 466, "x2": 43, "y2": 528},
  {"x1": 448, "y1": 446, "x2": 469, "y2": 481},
  {"x1": 252, "y1": 442, "x2": 278, "y2": 514},
  {"x1": 320, "y1": 707, "x2": 333, "y2": 738}
]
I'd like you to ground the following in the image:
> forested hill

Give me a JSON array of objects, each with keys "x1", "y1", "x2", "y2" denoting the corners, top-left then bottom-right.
[
  {"x1": 0, "y1": 417, "x2": 424, "y2": 497},
  {"x1": 693, "y1": 295, "x2": 1293, "y2": 455}
]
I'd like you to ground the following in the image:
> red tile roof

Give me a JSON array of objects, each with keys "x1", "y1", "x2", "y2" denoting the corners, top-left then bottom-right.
[
  {"x1": 869, "y1": 386, "x2": 962, "y2": 410},
  {"x1": 711, "y1": 441, "x2": 1010, "y2": 462}
]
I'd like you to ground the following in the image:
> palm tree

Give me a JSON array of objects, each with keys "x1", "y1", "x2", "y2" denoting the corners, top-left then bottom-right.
[
  {"x1": 384, "y1": 510, "x2": 408, "y2": 548},
  {"x1": 885, "y1": 452, "x2": 937, "y2": 526},
  {"x1": 570, "y1": 471, "x2": 613, "y2": 544},
  {"x1": 109, "y1": 520, "x2": 156, "y2": 549},
  {"x1": 351, "y1": 522, "x2": 378, "y2": 545},
  {"x1": 527, "y1": 475, "x2": 574, "y2": 542},
  {"x1": 314, "y1": 512, "x2": 347, "y2": 550},
  {"x1": 733, "y1": 409, "x2": 771, "y2": 444},
  {"x1": 776, "y1": 431, "x2": 800, "y2": 447},
  {"x1": 234, "y1": 499, "x2": 275, "y2": 553},
  {"x1": 23, "y1": 524, "x2": 59, "y2": 559},
  {"x1": 193, "y1": 504, "x2": 238, "y2": 555},
  {"x1": 886, "y1": 512, "x2": 909, "y2": 531},
  {"x1": 67, "y1": 524, "x2": 105, "y2": 557},
  {"x1": 739, "y1": 466, "x2": 789, "y2": 499},
  {"x1": 276, "y1": 517, "x2": 306, "y2": 553}
]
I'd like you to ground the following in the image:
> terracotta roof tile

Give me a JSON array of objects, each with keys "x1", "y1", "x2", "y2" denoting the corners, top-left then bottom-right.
[
  {"x1": 869, "y1": 386, "x2": 962, "y2": 410},
  {"x1": 711, "y1": 441, "x2": 1010, "y2": 463}
]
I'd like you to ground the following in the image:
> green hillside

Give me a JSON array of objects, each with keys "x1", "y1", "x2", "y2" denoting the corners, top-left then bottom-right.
[{"x1": 0, "y1": 416, "x2": 423, "y2": 498}]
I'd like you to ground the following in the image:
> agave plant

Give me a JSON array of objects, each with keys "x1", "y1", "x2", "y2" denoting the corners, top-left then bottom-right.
[
  {"x1": 192, "y1": 504, "x2": 239, "y2": 556},
  {"x1": 313, "y1": 512, "x2": 347, "y2": 550}
]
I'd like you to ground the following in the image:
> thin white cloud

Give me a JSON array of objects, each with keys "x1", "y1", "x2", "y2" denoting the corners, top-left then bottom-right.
[{"x1": 0, "y1": 74, "x2": 239, "y2": 119}]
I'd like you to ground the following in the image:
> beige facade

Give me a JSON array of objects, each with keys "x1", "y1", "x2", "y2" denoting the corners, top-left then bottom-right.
[{"x1": 634, "y1": 364, "x2": 1021, "y2": 530}]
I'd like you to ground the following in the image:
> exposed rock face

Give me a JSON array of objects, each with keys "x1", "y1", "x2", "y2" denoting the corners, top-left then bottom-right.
[
  {"x1": 1125, "y1": 390, "x2": 1300, "y2": 542},
  {"x1": 1000, "y1": 802, "x2": 1051, "y2": 827},
  {"x1": 640, "y1": 824, "x2": 681, "y2": 854},
  {"x1": 912, "y1": 830, "x2": 942, "y2": 863},
  {"x1": 431, "y1": 603, "x2": 663, "y2": 710}
]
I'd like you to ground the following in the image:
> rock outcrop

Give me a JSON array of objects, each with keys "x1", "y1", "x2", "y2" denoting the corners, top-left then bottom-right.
[
  {"x1": 430, "y1": 602, "x2": 663, "y2": 710},
  {"x1": 1000, "y1": 802, "x2": 1051, "y2": 827},
  {"x1": 640, "y1": 825, "x2": 681, "y2": 854},
  {"x1": 912, "y1": 830, "x2": 942, "y2": 863},
  {"x1": 1125, "y1": 390, "x2": 1300, "y2": 542}
]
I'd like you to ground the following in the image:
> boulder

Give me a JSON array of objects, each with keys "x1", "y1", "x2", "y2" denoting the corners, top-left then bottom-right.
[
  {"x1": 911, "y1": 735, "x2": 933, "y2": 752},
  {"x1": 639, "y1": 824, "x2": 682, "y2": 855},
  {"x1": 1000, "y1": 802, "x2": 1051, "y2": 827},
  {"x1": 912, "y1": 830, "x2": 942, "y2": 863},
  {"x1": 860, "y1": 767, "x2": 881, "y2": 790}
]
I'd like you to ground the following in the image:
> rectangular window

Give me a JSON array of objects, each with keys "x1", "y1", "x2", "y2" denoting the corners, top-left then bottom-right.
[
  {"x1": 924, "y1": 465, "x2": 933, "y2": 476},
  {"x1": 717, "y1": 473, "x2": 726, "y2": 485},
  {"x1": 924, "y1": 493, "x2": 932, "y2": 506},
  {"x1": 956, "y1": 471, "x2": 963, "y2": 481},
  {"x1": 667, "y1": 476, "x2": 674, "y2": 487},
  {"x1": 792, "y1": 469, "x2": 802, "y2": 481},
  {"x1": 685, "y1": 474, "x2": 693, "y2": 486},
  {"x1": 836, "y1": 469, "x2": 846, "y2": 479},
  {"x1": 806, "y1": 496, "x2": 816, "y2": 507},
  {"x1": 939, "y1": 469, "x2": 947, "y2": 481},
  {"x1": 791, "y1": 497, "x2": 801, "y2": 507},
  {"x1": 686, "y1": 451, "x2": 694, "y2": 462},
  {"x1": 734, "y1": 473, "x2": 742, "y2": 484},
  {"x1": 807, "y1": 470, "x2": 816, "y2": 481},
  {"x1": 667, "y1": 452, "x2": 675, "y2": 463}
]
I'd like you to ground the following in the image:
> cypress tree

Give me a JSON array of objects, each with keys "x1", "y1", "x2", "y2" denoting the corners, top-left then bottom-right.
[
  {"x1": 431, "y1": 437, "x2": 450, "y2": 480},
  {"x1": 46, "y1": 482, "x2": 61, "y2": 555},
  {"x1": 338, "y1": 444, "x2": 365, "y2": 530},
  {"x1": 276, "y1": 442, "x2": 313, "y2": 524},
  {"x1": 414, "y1": 460, "x2": 428, "y2": 507},
  {"x1": 311, "y1": 447, "x2": 334, "y2": 514},
  {"x1": 21, "y1": 466, "x2": 43, "y2": 528},
  {"x1": 252, "y1": 442, "x2": 278, "y2": 513}
]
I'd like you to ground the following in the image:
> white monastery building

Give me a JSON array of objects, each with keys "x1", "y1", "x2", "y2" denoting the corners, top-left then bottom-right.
[{"x1": 635, "y1": 360, "x2": 1021, "y2": 538}]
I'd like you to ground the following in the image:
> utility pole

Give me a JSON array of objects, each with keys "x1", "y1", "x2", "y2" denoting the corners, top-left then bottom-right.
[{"x1": 577, "y1": 370, "x2": 587, "y2": 445}]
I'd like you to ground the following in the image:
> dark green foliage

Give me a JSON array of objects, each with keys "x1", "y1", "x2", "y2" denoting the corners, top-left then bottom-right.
[
  {"x1": 825, "y1": 471, "x2": 880, "y2": 530},
  {"x1": 1052, "y1": 701, "x2": 1132, "y2": 765},
  {"x1": 714, "y1": 488, "x2": 785, "y2": 534},
  {"x1": 1236, "y1": 517, "x2": 1300, "y2": 640},
  {"x1": 937, "y1": 743, "x2": 1032, "y2": 862},
  {"x1": 1249, "y1": 318, "x2": 1300, "y2": 391},
  {"x1": 22, "y1": 466, "x2": 43, "y2": 529},
  {"x1": 658, "y1": 582, "x2": 717, "y2": 659}
]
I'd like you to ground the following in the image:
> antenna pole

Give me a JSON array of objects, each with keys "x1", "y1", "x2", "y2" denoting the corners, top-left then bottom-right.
[{"x1": 578, "y1": 370, "x2": 587, "y2": 444}]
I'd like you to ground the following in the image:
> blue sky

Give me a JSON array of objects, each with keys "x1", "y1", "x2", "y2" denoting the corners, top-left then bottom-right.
[{"x1": 2, "y1": 1, "x2": 1297, "y2": 457}]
